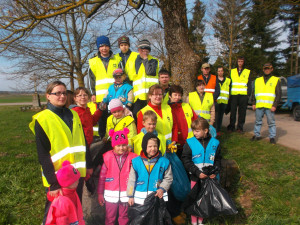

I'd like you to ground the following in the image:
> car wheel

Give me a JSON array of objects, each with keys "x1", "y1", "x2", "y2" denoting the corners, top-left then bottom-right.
[{"x1": 293, "y1": 105, "x2": 300, "y2": 121}]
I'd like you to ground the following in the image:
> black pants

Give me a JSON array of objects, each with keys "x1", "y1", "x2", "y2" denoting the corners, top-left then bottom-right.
[
  {"x1": 42, "y1": 178, "x2": 84, "y2": 224},
  {"x1": 215, "y1": 103, "x2": 227, "y2": 132},
  {"x1": 132, "y1": 99, "x2": 148, "y2": 121},
  {"x1": 98, "y1": 108, "x2": 109, "y2": 138},
  {"x1": 229, "y1": 95, "x2": 248, "y2": 131}
]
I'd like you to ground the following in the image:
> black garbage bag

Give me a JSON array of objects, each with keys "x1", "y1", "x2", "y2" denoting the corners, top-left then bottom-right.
[
  {"x1": 128, "y1": 192, "x2": 172, "y2": 225},
  {"x1": 183, "y1": 178, "x2": 238, "y2": 218}
]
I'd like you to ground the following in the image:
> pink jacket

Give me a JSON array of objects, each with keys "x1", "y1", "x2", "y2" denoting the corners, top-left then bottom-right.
[
  {"x1": 46, "y1": 188, "x2": 85, "y2": 225},
  {"x1": 100, "y1": 150, "x2": 137, "y2": 203}
]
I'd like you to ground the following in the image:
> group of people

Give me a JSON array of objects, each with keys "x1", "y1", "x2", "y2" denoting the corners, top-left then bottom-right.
[{"x1": 30, "y1": 35, "x2": 282, "y2": 225}]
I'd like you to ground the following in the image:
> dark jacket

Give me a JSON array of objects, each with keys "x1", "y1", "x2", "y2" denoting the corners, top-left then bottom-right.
[{"x1": 181, "y1": 135, "x2": 221, "y2": 181}]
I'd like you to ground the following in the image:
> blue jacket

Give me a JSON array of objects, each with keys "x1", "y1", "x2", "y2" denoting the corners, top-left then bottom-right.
[
  {"x1": 103, "y1": 82, "x2": 133, "y2": 105},
  {"x1": 132, "y1": 154, "x2": 170, "y2": 204}
]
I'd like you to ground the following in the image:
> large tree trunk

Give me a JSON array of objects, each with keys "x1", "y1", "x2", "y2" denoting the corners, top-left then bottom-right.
[{"x1": 159, "y1": 0, "x2": 201, "y2": 96}]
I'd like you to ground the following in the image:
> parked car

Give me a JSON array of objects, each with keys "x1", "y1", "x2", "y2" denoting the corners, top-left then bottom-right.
[{"x1": 282, "y1": 74, "x2": 300, "y2": 121}]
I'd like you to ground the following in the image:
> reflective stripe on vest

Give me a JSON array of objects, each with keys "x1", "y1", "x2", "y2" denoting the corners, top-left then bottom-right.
[
  {"x1": 29, "y1": 109, "x2": 86, "y2": 187},
  {"x1": 89, "y1": 55, "x2": 121, "y2": 102},
  {"x1": 230, "y1": 68, "x2": 250, "y2": 95},
  {"x1": 132, "y1": 55, "x2": 159, "y2": 101},
  {"x1": 104, "y1": 190, "x2": 129, "y2": 203},
  {"x1": 255, "y1": 76, "x2": 279, "y2": 109},
  {"x1": 134, "y1": 190, "x2": 168, "y2": 205},
  {"x1": 181, "y1": 103, "x2": 194, "y2": 139},
  {"x1": 197, "y1": 74, "x2": 217, "y2": 93},
  {"x1": 189, "y1": 92, "x2": 214, "y2": 121},
  {"x1": 217, "y1": 77, "x2": 231, "y2": 104},
  {"x1": 140, "y1": 104, "x2": 173, "y2": 141}
]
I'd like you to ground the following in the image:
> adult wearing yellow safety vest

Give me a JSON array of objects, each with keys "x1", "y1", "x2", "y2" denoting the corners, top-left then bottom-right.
[
  {"x1": 159, "y1": 68, "x2": 171, "y2": 105},
  {"x1": 187, "y1": 80, "x2": 215, "y2": 126},
  {"x1": 227, "y1": 56, "x2": 251, "y2": 133},
  {"x1": 251, "y1": 63, "x2": 281, "y2": 144},
  {"x1": 137, "y1": 84, "x2": 174, "y2": 144},
  {"x1": 132, "y1": 39, "x2": 159, "y2": 120},
  {"x1": 29, "y1": 81, "x2": 93, "y2": 225},
  {"x1": 216, "y1": 66, "x2": 231, "y2": 134},
  {"x1": 89, "y1": 36, "x2": 121, "y2": 139},
  {"x1": 115, "y1": 35, "x2": 138, "y2": 83}
]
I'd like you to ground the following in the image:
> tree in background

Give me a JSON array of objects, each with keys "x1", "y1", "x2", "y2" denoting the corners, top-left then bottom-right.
[
  {"x1": 212, "y1": 0, "x2": 249, "y2": 71},
  {"x1": 188, "y1": 0, "x2": 209, "y2": 65},
  {"x1": 240, "y1": 0, "x2": 282, "y2": 77}
]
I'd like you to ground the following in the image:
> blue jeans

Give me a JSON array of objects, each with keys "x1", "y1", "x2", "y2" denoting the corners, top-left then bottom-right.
[{"x1": 254, "y1": 108, "x2": 276, "y2": 138}]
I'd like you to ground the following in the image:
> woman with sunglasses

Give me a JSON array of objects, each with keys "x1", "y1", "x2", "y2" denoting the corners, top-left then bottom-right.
[{"x1": 29, "y1": 81, "x2": 93, "y2": 224}]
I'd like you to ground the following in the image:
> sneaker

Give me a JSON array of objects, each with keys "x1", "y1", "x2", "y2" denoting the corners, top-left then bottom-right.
[
  {"x1": 172, "y1": 214, "x2": 186, "y2": 225},
  {"x1": 251, "y1": 136, "x2": 261, "y2": 141},
  {"x1": 270, "y1": 138, "x2": 276, "y2": 144},
  {"x1": 237, "y1": 128, "x2": 244, "y2": 134}
]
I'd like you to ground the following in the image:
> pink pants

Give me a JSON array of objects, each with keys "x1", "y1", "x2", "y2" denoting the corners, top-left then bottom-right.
[
  {"x1": 191, "y1": 180, "x2": 203, "y2": 225},
  {"x1": 105, "y1": 202, "x2": 129, "y2": 225}
]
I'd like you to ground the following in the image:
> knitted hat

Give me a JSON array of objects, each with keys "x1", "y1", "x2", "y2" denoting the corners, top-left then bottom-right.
[
  {"x1": 109, "y1": 128, "x2": 129, "y2": 147},
  {"x1": 56, "y1": 161, "x2": 81, "y2": 188},
  {"x1": 108, "y1": 98, "x2": 124, "y2": 113},
  {"x1": 118, "y1": 36, "x2": 130, "y2": 46},
  {"x1": 113, "y1": 68, "x2": 124, "y2": 77},
  {"x1": 138, "y1": 39, "x2": 151, "y2": 51},
  {"x1": 142, "y1": 132, "x2": 160, "y2": 158},
  {"x1": 96, "y1": 36, "x2": 111, "y2": 49}
]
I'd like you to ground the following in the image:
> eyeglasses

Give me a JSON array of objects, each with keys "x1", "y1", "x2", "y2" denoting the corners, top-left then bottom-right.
[
  {"x1": 76, "y1": 94, "x2": 89, "y2": 98},
  {"x1": 49, "y1": 92, "x2": 67, "y2": 96},
  {"x1": 263, "y1": 67, "x2": 272, "y2": 70}
]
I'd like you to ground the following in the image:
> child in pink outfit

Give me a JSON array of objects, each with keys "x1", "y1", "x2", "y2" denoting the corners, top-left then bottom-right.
[
  {"x1": 46, "y1": 161, "x2": 85, "y2": 225},
  {"x1": 97, "y1": 128, "x2": 137, "y2": 225}
]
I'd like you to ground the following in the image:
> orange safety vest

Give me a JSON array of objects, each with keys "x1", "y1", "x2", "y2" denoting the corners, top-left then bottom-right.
[{"x1": 197, "y1": 74, "x2": 217, "y2": 93}]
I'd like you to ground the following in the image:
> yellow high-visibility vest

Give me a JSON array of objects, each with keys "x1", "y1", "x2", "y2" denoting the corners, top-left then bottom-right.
[
  {"x1": 106, "y1": 115, "x2": 136, "y2": 146},
  {"x1": 140, "y1": 104, "x2": 173, "y2": 141},
  {"x1": 87, "y1": 102, "x2": 99, "y2": 136},
  {"x1": 116, "y1": 51, "x2": 139, "y2": 81},
  {"x1": 132, "y1": 132, "x2": 166, "y2": 156},
  {"x1": 132, "y1": 55, "x2": 159, "y2": 102},
  {"x1": 162, "y1": 92, "x2": 169, "y2": 105},
  {"x1": 230, "y1": 68, "x2": 250, "y2": 95},
  {"x1": 89, "y1": 54, "x2": 121, "y2": 102},
  {"x1": 29, "y1": 109, "x2": 86, "y2": 187},
  {"x1": 217, "y1": 77, "x2": 231, "y2": 104},
  {"x1": 189, "y1": 92, "x2": 214, "y2": 121},
  {"x1": 255, "y1": 76, "x2": 279, "y2": 109},
  {"x1": 181, "y1": 103, "x2": 194, "y2": 139}
]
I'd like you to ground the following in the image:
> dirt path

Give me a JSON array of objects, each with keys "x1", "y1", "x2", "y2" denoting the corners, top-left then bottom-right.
[{"x1": 222, "y1": 108, "x2": 300, "y2": 152}]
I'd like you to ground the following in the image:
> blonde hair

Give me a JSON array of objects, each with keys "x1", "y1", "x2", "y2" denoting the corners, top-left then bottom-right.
[
  {"x1": 45, "y1": 81, "x2": 66, "y2": 95},
  {"x1": 143, "y1": 110, "x2": 157, "y2": 122},
  {"x1": 191, "y1": 117, "x2": 209, "y2": 131}
]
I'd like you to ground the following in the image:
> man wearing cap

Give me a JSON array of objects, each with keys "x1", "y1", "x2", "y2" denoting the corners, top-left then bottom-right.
[
  {"x1": 197, "y1": 63, "x2": 220, "y2": 101},
  {"x1": 132, "y1": 39, "x2": 159, "y2": 119},
  {"x1": 116, "y1": 35, "x2": 138, "y2": 81},
  {"x1": 227, "y1": 56, "x2": 251, "y2": 133},
  {"x1": 251, "y1": 63, "x2": 281, "y2": 144},
  {"x1": 89, "y1": 35, "x2": 121, "y2": 138}
]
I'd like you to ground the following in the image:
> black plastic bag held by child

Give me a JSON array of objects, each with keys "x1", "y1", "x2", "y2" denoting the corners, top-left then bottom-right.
[
  {"x1": 184, "y1": 178, "x2": 238, "y2": 218},
  {"x1": 128, "y1": 192, "x2": 172, "y2": 225}
]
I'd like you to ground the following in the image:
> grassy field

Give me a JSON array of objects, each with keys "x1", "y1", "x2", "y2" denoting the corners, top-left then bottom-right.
[
  {"x1": 0, "y1": 106, "x2": 299, "y2": 224},
  {"x1": 0, "y1": 94, "x2": 46, "y2": 103}
]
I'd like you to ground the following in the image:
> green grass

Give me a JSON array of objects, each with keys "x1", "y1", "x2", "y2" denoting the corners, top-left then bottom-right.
[
  {"x1": 0, "y1": 106, "x2": 299, "y2": 224},
  {"x1": 0, "y1": 94, "x2": 46, "y2": 103}
]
